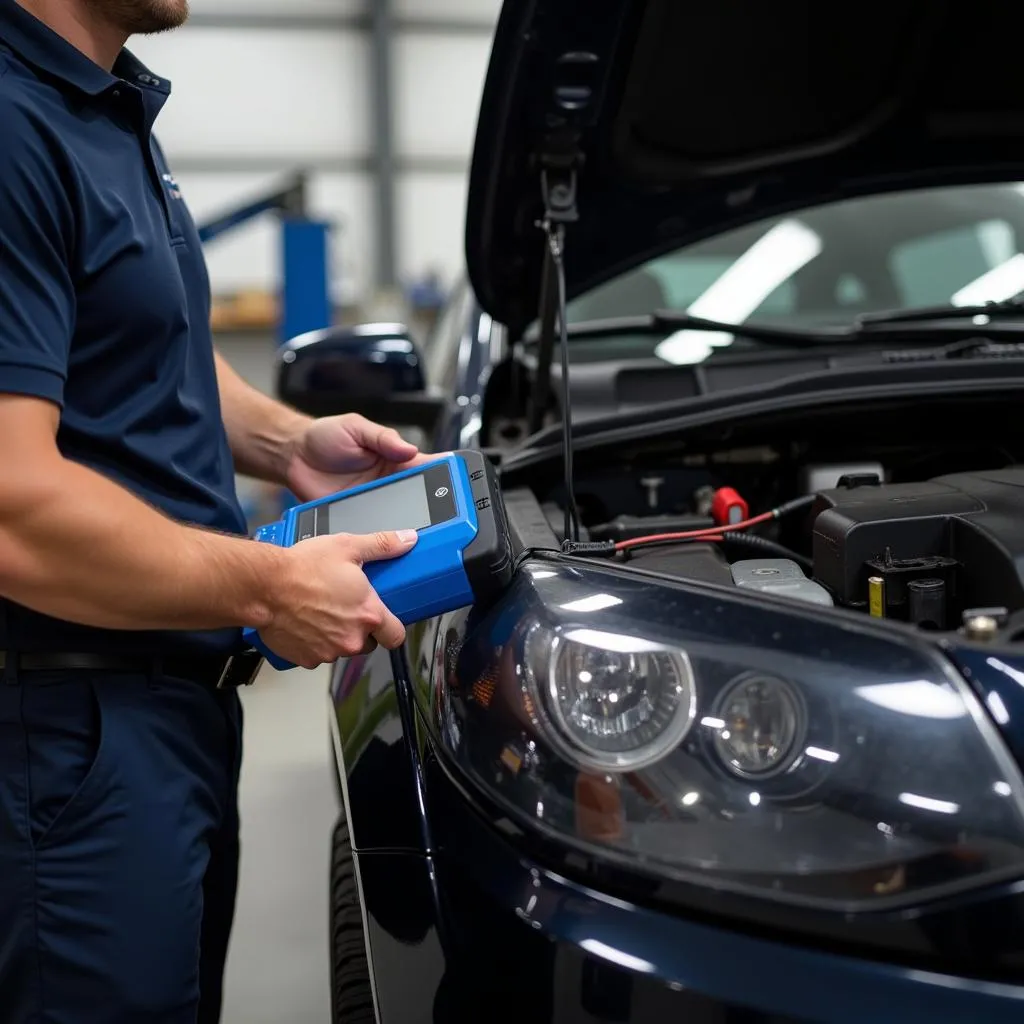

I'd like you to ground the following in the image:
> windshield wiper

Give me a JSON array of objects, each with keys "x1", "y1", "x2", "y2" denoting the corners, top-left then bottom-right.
[
  {"x1": 854, "y1": 291, "x2": 1024, "y2": 327},
  {"x1": 522, "y1": 296, "x2": 1024, "y2": 396},
  {"x1": 549, "y1": 300, "x2": 1024, "y2": 349},
  {"x1": 554, "y1": 311, "x2": 854, "y2": 348},
  {"x1": 872, "y1": 337, "x2": 1024, "y2": 362}
]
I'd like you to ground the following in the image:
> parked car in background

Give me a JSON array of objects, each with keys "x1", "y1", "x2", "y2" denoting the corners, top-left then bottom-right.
[{"x1": 278, "y1": 1, "x2": 1024, "y2": 1021}]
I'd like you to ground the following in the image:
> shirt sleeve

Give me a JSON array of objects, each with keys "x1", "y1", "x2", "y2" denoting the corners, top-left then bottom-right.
[{"x1": 0, "y1": 88, "x2": 76, "y2": 407}]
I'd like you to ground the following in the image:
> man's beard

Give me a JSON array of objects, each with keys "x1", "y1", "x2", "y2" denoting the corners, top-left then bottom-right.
[{"x1": 85, "y1": 0, "x2": 190, "y2": 34}]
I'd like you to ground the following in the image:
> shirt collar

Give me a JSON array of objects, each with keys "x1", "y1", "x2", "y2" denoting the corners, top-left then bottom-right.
[{"x1": 0, "y1": 0, "x2": 170, "y2": 98}]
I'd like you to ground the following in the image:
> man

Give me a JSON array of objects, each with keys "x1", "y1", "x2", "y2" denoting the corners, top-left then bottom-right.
[{"x1": 0, "y1": 0, "x2": 425, "y2": 1019}]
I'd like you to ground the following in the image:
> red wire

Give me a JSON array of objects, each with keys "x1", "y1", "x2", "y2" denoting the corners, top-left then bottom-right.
[{"x1": 614, "y1": 510, "x2": 776, "y2": 553}]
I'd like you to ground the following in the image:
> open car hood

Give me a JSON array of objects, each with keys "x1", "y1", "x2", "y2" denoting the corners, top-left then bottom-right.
[{"x1": 465, "y1": 0, "x2": 1024, "y2": 336}]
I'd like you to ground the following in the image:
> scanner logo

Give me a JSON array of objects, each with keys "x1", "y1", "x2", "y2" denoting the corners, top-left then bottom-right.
[
  {"x1": 435, "y1": 486, "x2": 449, "y2": 498},
  {"x1": 161, "y1": 172, "x2": 182, "y2": 200}
]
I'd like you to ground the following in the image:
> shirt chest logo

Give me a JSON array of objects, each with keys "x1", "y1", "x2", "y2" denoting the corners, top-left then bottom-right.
[{"x1": 162, "y1": 172, "x2": 182, "y2": 201}]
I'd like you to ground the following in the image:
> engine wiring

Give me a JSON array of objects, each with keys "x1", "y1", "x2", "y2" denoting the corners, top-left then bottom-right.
[{"x1": 613, "y1": 494, "x2": 817, "y2": 554}]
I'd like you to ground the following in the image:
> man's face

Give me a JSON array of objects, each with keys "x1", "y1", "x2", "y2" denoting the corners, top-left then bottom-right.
[{"x1": 86, "y1": 0, "x2": 189, "y2": 34}]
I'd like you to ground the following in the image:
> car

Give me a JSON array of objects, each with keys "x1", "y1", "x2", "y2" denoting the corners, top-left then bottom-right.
[{"x1": 276, "y1": 2, "x2": 1024, "y2": 1021}]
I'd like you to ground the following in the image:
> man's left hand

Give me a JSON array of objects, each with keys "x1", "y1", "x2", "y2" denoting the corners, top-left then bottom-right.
[{"x1": 285, "y1": 414, "x2": 431, "y2": 502}]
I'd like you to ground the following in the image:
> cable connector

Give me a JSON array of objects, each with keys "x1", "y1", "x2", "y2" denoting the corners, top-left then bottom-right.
[
  {"x1": 773, "y1": 494, "x2": 817, "y2": 518},
  {"x1": 561, "y1": 539, "x2": 617, "y2": 557},
  {"x1": 710, "y1": 487, "x2": 749, "y2": 526}
]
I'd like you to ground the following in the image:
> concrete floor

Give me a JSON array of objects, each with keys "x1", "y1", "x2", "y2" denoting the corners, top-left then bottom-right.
[{"x1": 221, "y1": 663, "x2": 336, "y2": 1023}]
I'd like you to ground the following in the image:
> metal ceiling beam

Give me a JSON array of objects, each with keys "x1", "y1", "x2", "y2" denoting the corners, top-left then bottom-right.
[
  {"x1": 370, "y1": 0, "x2": 397, "y2": 289},
  {"x1": 168, "y1": 155, "x2": 469, "y2": 175},
  {"x1": 182, "y1": 12, "x2": 495, "y2": 35}
]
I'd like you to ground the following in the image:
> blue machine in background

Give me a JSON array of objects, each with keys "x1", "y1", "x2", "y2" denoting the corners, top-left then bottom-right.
[
  {"x1": 197, "y1": 171, "x2": 333, "y2": 526},
  {"x1": 196, "y1": 171, "x2": 333, "y2": 345}
]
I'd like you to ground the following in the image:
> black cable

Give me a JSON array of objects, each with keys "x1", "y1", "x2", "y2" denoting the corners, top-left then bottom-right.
[
  {"x1": 548, "y1": 224, "x2": 580, "y2": 545},
  {"x1": 720, "y1": 532, "x2": 813, "y2": 572},
  {"x1": 528, "y1": 246, "x2": 558, "y2": 435},
  {"x1": 774, "y1": 494, "x2": 818, "y2": 517}
]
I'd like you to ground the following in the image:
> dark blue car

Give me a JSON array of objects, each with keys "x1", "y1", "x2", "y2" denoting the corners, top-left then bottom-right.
[{"x1": 278, "y1": 1, "x2": 1024, "y2": 1020}]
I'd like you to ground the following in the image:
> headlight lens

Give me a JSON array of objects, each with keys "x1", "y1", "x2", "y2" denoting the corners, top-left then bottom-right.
[
  {"x1": 710, "y1": 673, "x2": 805, "y2": 779},
  {"x1": 526, "y1": 626, "x2": 697, "y2": 772},
  {"x1": 431, "y1": 559, "x2": 1024, "y2": 910}
]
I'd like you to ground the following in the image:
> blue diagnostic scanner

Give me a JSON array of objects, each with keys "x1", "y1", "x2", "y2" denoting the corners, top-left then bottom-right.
[{"x1": 243, "y1": 449, "x2": 513, "y2": 670}]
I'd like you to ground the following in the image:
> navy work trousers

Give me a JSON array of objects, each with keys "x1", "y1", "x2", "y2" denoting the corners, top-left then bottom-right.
[{"x1": 0, "y1": 666, "x2": 243, "y2": 1023}]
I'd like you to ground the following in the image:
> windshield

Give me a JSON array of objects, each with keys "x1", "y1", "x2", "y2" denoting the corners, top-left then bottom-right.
[{"x1": 564, "y1": 183, "x2": 1024, "y2": 363}]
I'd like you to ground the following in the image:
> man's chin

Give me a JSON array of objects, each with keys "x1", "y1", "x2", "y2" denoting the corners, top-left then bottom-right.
[
  {"x1": 139, "y1": 0, "x2": 190, "y2": 33},
  {"x1": 93, "y1": 0, "x2": 190, "y2": 35}
]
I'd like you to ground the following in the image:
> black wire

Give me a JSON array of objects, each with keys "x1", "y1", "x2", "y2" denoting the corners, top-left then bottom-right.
[
  {"x1": 719, "y1": 532, "x2": 814, "y2": 572},
  {"x1": 549, "y1": 225, "x2": 580, "y2": 545},
  {"x1": 776, "y1": 494, "x2": 818, "y2": 517},
  {"x1": 619, "y1": 531, "x2": 814, "y2": 573}
]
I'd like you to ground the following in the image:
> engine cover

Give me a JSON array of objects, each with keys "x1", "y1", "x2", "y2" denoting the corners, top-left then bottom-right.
[{"x1": 811, "y1": 467, "x2": 1024, "y2": 626}]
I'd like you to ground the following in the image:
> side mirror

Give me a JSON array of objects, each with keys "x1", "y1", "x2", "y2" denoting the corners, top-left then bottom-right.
[{"x1": 276, "y1": 323, "x2": 446, "y2": 433}]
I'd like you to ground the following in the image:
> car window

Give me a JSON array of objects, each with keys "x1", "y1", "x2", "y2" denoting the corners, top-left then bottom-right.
[
  {"x1": 645, "y1": 255, "x2": 796, "y2": 315},
  {"x1": 890, "y1": 219, "x2": 1017, "y2": 307},
  {"x1": 564, "y1": 184, "x2": 1024, "y2": 354}
]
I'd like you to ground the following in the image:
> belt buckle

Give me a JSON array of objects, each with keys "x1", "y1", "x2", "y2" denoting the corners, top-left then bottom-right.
[{"x1": 217, "y1": 650, "x2": 264, "y2": 689}]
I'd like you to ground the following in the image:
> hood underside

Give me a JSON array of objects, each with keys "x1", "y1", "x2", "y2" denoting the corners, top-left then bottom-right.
[{"x1": 466, "y1": 0, "x2": 1024, "y2": 335}]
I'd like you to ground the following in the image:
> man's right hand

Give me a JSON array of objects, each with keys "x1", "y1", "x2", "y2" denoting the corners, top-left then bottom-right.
[{"x1": 260, "y1": 529, "x2": 418, "y2": 669}]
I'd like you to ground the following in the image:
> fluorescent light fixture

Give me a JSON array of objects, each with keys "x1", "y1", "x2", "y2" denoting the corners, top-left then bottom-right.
[
  {"x1": 951, "y1": 252, "x2": 1024, "y2": 306},
  {"x1": 899, "y1": 792, "x2": 960, "y2": 815},
  {"x1": 655, "y1": 219, "x2": 822, "y2": 365},
  {"x1": 854, "y1": 680, "x2": 966, "y2": 720}
]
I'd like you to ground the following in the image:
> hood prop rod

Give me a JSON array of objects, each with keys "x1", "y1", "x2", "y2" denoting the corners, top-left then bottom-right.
[{"x1": 536, "y1": 165, "x2": 590, "y2": 551}]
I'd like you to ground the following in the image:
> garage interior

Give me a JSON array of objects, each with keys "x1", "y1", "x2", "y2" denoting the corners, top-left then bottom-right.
[{"x1": 125, "y1": 2, "x2": 500, "y2": 1019}]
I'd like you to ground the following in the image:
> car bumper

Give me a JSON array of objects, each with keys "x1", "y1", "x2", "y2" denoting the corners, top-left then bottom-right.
[{"x1": 354, "y1": 751, "x2": 1024, "y2": 1024}]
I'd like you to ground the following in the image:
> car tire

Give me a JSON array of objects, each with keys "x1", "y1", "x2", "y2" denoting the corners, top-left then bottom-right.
[{"x1": 329, "y1": 816, "x2": 375, "y2": 1024}]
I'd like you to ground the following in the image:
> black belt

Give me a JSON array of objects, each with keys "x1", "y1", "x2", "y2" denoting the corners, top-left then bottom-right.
[{"x1": 0, "y1": 649, "x2": 264, "y2": 689}]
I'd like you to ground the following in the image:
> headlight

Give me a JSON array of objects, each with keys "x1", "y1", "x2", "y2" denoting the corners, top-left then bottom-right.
[
  {"x1": 710, "y1": 672, "x2": 805, "y2": 779},
  {"x1": 432, "y1": 559, "x2": 1024, "y2": 910},
  {"x1": 525, "y1": 625, "x2": 697, "y2": 772}
]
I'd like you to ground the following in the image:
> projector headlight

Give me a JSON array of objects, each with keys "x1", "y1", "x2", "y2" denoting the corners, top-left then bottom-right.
[
  {"x1": 525, "y1": 625, "x2": 697, "y2": 772},
  {"x1": 432, "y1": 559, "x2": 1024, "y2": 910},
  {"x1": 710, "y1": 672, "x2": 805, "y2": 780}
]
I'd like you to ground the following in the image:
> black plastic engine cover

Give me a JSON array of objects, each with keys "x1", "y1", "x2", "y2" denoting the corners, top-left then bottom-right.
[{"x1": 812, "y1": 468, "x2": 1024, "y2": 618}]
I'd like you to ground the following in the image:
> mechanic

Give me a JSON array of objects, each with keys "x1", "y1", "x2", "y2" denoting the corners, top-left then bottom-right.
[{"x1": 0, "y1": 0, "x2": 425, "y2": 1020}]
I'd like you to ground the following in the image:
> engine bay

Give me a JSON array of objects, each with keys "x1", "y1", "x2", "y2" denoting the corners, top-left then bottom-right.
[{"x1": 509, "y1": 389, "x2": 1024, "y2": 641}]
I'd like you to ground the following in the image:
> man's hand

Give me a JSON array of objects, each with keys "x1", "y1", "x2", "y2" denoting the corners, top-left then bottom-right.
[
  {"x1": 260, "y1": 528, "x2": 418, "y2": 668},
  {"x1": 285, "y1": 413, "x2": 431, "y2": 502}
]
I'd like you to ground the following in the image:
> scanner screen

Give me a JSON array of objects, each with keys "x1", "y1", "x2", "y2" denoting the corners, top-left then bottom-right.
[{"x1": 327, "y1": 473, "x2": 432, "y2": 536}]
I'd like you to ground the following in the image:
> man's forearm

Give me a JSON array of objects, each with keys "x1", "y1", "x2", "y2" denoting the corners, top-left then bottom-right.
[
  {"x1": 214, "y1": 349, "x2": 311, "y2": 485},
  {"x1": 0, "y1": 450, "x2": 286, "y2": 632}
]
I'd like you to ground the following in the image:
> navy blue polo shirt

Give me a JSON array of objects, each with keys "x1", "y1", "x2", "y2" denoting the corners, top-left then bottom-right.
[{"x1": 0, "y1": 0, "x2": 248, "y2": 656}]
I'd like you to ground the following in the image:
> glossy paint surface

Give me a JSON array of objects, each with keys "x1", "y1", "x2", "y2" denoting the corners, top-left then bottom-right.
[
  {"x1": 344, "y1": 731, "x2": 1024, "y2": 1023},
  {"x1": 948, "y1": 646, "x2": 1024, "y2": 768},
  {"x1": 330, "y1": 548, "x2": 1024, "y2": 1021}
]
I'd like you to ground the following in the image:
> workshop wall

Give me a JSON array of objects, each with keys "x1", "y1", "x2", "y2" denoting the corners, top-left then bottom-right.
[{"x1": 128, "y1": 0, "x2": 500, "y2": 310}]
